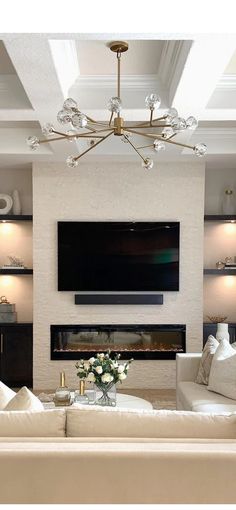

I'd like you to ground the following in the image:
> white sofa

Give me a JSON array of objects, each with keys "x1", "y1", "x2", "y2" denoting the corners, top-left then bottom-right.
[
  {"x1": 1, "y1": 406, "x2": 236, "y2": 503},
  {"x1": 176, "y1": 353, "x2": 236, "y2": 412}
]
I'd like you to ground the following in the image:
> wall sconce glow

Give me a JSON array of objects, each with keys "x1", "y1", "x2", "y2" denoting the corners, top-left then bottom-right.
[
  {"x1": 0, "y1": 222, "x2": 12, "y2": 234},
  {"x1": 223, "y1": 223, "x2": 236, "y2": 235},
  {"x1": 224, "y1": 276, "x2": 235, "y2": 288},
  {"x1": 0, "y1": 275, "x2": 13, "y2": 287}
]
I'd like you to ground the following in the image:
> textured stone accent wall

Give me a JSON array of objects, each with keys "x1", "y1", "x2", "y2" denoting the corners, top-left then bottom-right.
[{"x1": 33, "y1": 161, "x2": 205, "y2": 390}]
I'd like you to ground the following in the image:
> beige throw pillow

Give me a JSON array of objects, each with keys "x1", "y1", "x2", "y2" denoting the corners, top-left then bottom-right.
[
  {"x1": 195, "y1": 335, "x2": 219, "y2": 385},
  {"x1": 0, "y1": 409, "x2": 66, "y2": 437},
  {"x1": 0, "y1": 381, "x2": 16, "y2": 410},
  {"x1": 4, "y1": 386, "x2": 44, "y2": 411},
  {"x1": 208, "y1": 339, "x2": 236, "y2": 400}
]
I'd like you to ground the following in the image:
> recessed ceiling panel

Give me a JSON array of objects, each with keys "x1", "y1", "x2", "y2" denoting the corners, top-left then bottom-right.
[{"x1": 76, "y1": 40, "x2": 166, "y2": 75}]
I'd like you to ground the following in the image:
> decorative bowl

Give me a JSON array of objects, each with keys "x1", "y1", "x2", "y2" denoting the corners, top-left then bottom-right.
[{"x1": 207, "y1": 316, "x2": 227, "y2": 323}]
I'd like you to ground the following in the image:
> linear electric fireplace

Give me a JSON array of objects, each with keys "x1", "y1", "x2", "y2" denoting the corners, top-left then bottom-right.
[{"x1": 51, "y1": 324, "x2": 186, "y2": 360}]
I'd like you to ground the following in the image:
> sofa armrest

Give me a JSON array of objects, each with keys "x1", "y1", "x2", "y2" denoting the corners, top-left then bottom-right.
[{"x1": 176, "y1": 353, "x2": 201, "y2": 383}]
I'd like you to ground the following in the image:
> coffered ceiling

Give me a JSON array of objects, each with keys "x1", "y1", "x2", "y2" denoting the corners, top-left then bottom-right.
[{"x1": 0, "y1": 33, "x2": 236, "y2": 170}]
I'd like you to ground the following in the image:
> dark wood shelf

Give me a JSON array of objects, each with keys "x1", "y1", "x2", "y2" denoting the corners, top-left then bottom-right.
[
  {"x1": 204, "y1": 268, "x2": 236, "y2": 275},
  {"x1": 0, "y1": 269, "x2": 33, "y2": 275},
  {"x1": 204, "y1": 215, "x2": 236, "y2": 221},
  {"x1": 0, "y1": 215, "x2": 32, "y2": 221}
]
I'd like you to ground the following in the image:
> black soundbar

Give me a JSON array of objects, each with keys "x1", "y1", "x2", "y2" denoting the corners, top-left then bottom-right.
[{"x1": 74, "y1": 294, "x2": 163, "y2": 305}]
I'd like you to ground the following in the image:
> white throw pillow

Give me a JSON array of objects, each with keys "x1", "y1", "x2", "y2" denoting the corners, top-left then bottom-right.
[
  {"x1": 0, "y1": 409, "x2": 66, "y2": 437},
  {"x1": 66, "y1": 407, "x2": 236, "y2": 439},
  {"x1": 4, "y1": 386, "x2": 44, "y2": 411},
  {"x1": 208, "y1": 339, "x2": 236, "y2": 400},
  {"x1": 195, "y1": 335, "x2": 219, "y2": 385},
  {"x1": 0, "y1": 381, "x2": 16, "y2": 410}
]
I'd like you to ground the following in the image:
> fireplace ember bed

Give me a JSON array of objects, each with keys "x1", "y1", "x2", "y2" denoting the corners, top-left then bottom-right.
[{"x1": 51, "y1": 324, "x2": 186, "y2": 360}]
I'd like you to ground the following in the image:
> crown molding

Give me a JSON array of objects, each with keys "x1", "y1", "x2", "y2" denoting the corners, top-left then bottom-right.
[
  {"x1": 194, "y1": 127, "x2": 236, "y2": 137},
  {"x1": 216, "y1": 74, "x2": 236, "y2": 90},
  {"x1": 73, "y1": 74, "x2": 160, "y2": 91}
]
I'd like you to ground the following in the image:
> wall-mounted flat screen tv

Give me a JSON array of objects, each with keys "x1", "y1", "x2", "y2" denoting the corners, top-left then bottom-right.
[{"x1": 58, "y1": 221, "x2": 180, "y2": 292}]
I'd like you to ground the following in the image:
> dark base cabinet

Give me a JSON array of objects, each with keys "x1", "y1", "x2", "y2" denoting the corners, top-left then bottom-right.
[
  {"x1": 203, "y1": 323, "x2": 236, "y2": 347},
  {"x1": 0, "y1": 323, "x2": 33, "y2": 387}
]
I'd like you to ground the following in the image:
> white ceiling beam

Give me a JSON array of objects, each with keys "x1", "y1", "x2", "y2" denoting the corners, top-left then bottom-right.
[
  {"x1": 4, "y1": 36, "x2": 65, "y2": 126},
  {"x1": 0, "y1": 109, "x2": 37, "y2": 121},
  {"x1": 172, "y1": 35, "x2": 236, "y2": 118},
  {"x1": 49, "y1": 40, "x2": 79, "y2": 99}
]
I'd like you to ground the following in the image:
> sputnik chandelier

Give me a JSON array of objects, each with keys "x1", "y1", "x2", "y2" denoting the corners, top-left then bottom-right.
[{"x1": 27, "y1": 41, "x2": 207, "y2": 169}]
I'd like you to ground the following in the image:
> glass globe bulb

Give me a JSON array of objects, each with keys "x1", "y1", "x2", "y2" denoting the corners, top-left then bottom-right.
[
  {"x1": 161, "y1": 127, "x2": 174, "y2": 139},
  {"x1": 164, "y1": 108, "x2": 178, "y2": 121},
  {"x1": 194, "y1": 143, "x2": 207, "y2": 157},
  {"x1": 71, "y1": 113, "x2": 88, "y2": 128},
  {"x1": 171, "y1": 117, "x2": 187, "y2": 132},
  {"x1": 186, "y1": 116, "x2": 198, "y2": 130},
  {"x1": 107, "y1": 97, "x2": 122, "y2": 113},
  {"x1": 63, "y1": 98, "x2": 78, "y2": 111},
  {"x1": 145, "y1": 93, "x2": 161, "y2": 110},
  {"x1": 153, "y1": 140, "x2": 166, "y2": 152},
  {"x1": 66, "y1": 155, "x2": 79, "y2": 168},
  {"x1": 27, "y1": 136, "x2": 40, "y2": 151},
  {"x1": 41, "y1": 123, "x2": 54, "y2": 136},
  {"x1": 142, "y1": 158, "x2": 154, "y2": 170},
  {"x1": 57, "y1": 109, "x2": 72, "y2": 125}
]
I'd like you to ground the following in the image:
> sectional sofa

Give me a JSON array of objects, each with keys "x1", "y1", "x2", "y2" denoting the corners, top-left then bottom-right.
[
  {"x1": 176, "y1": 353, "x2": 236, "y2": 412},
  {"x1": 1, "y1": 405, "x2": 236, "y2": 503}
]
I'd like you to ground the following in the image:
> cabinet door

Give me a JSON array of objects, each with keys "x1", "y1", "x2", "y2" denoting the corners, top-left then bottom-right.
[{"x1": 0, "y1": 324, "x2": 33, "y2": 387}]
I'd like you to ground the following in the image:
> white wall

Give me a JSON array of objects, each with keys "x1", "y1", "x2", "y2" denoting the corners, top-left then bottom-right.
[{"x1": 33, "y1": 160, "x2": 205, "y2": 390}]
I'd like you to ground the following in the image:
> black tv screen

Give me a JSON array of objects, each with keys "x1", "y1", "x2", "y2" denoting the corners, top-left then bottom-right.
[{"x1": 58, "y1": 222, "x2": 180, "y2": 292}]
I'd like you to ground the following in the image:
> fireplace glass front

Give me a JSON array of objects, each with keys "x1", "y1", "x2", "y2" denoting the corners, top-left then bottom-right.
[{"x1": 51, "y1": 324, "x2": 186, "y2": 360}]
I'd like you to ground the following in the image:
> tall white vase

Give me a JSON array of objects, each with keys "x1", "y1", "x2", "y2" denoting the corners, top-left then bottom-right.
[
  {"x1": 216, "y1": 323, "x2": 230, "y2": 342},
  {"x1": 12, "y1": 190, "x2": 21, "y2": 215}
]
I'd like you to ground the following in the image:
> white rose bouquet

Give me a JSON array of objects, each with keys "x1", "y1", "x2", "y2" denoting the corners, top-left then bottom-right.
[{"x1": 75, "y1": 351, "x2": 133, "y2": 387}]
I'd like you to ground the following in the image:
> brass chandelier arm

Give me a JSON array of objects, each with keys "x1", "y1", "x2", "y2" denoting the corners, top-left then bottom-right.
[
  {"x1": 109, "y1": 112, "x2": 114, "y2": 126},
  {"x1": 125, "y1": 116, "x2": 169, "y2": 129},
  {"x1": 126, "y1": 128, "x2": 195, "y2": 150},
  {"x1": 74, "y1": 130, "x2": 114, "y2": 161},
  {"x1": 124, "y1": 123, "x2": 172, "y2": 129},
  {"x1": 136, "y1": 144, "x2": 153, "y2": 150},
  {"x1": 123, "y1": 134, "x2": 147, "y2": 163},
  {"x1": 39, "y1": 136, "x2": 67, "y2": 144}
]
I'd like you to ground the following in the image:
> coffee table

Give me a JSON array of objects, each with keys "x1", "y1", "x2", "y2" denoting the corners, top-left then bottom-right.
[{"x1": 42, "y1": 393, "x2": 153, "y2": 410}]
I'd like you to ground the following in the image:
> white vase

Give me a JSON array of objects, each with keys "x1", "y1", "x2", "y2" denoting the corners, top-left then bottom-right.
[
  {"x1": 216, "y1": 323, "x2": 230, "y2": 342},
  {"x1": 0, "y1": 194, "x2": 13, "y2": 215},
  {"x1": 12, "y1": 190, "x2": 21, "y2": 215},
  {"x1": 222, "y1": 189, "x2": 235, "y2": 215}
]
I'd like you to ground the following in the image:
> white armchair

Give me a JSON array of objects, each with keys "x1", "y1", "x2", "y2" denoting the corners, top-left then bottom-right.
[{"x1": 176, "y1": 353, "x2": 201, "y2": 409}]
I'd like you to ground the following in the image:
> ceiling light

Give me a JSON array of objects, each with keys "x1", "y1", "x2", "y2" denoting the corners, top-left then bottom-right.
[{"x1": 27, "y1": 41, "x2": 207, "y2": 169}]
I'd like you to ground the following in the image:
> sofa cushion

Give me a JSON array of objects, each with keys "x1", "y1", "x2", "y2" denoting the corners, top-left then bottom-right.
[
  {"x1": 195, "y1": 335, "x2": 219, "y2": 385},
  {"x1": 178, "y1": 381, "x2": 236, "y2": 411},
  {"x1": 193, "y1": 403, "x2": 236, "y2": 413},
  {"x1": 4, "y1": 386, "x2": 44, "y2": 411},
  {"x1": 208, "y1": 339, "x2": 236, "y2": 400},
  {"x1": 66, "y1": 406, "x2": 236, "y2": 439},
  {"x1": 0, "y1": 409, "x2": 66, "y2": 437},
  {"x1": 0, "y1": 381, "x2": 16, "y2": 410}
]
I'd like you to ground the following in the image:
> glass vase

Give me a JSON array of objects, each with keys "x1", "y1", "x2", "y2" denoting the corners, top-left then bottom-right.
[{"x1": 95, "y1": 382, "x2": 116, "y2": 407}]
